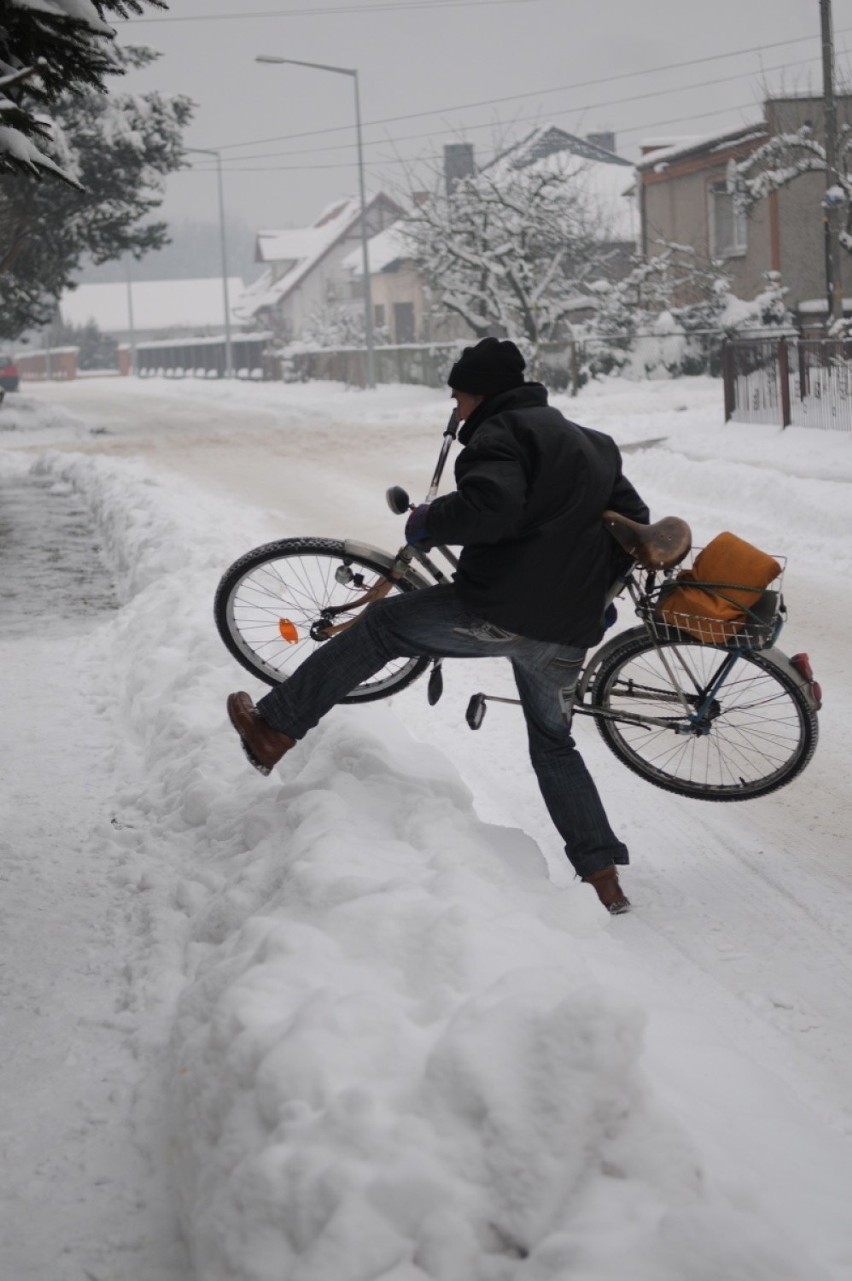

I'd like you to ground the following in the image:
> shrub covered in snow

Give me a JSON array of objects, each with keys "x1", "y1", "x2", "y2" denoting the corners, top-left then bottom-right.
[{"x1": 580, "y1": 244, "x2": 792, "y2": 382}]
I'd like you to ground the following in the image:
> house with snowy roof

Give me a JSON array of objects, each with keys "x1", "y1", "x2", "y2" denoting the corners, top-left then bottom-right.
[
  {"x1": 342, "y1": 128, "x2": 638, "y2": 344},
  {"x1": 233, "y1": 193, "x2": 404, "y2": 340},
  {"x1": 636, "y1": 94, "x2": 852, "y2": 320},
  {"x1": 484, "y1": 124, "x2": 636, "y2": 242}
]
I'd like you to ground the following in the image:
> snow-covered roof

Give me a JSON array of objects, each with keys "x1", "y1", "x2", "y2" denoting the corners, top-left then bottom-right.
[
  {"x1": 486, "y1": 124, "x2": 632, "y2": 174},
  {"x1": 342, "y1": 220, "x2": 416, "y2": 277},
  {"x1": 237, "y1": 195, "x2": 402, "y2": 319},
  {"x1": 60, "y1": 277, "x2": 245, "y2": 333},
  {"x1": 483, "y1": 124, "x2": 637, "y2": 242},
  {"x1": 254, "y1": 197, "x2": 361, "y2": 266},
  {"x1": 343, "y1": 127, "x2": 638, "y2": 274},
  {"x1": 636, "y1": 122, "x2": 767, "y2": 172},
  {"x1": 640, "y1": 136, "x2": 703, "y2": 152}
]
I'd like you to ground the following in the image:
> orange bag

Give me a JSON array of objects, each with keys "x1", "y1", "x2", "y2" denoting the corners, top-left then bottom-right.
[{"x1": 657, "y1": 532, "x2": 781, "y2": 642}]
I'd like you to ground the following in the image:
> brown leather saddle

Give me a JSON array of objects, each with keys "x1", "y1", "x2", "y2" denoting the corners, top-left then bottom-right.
[{"x1": 603, "y1": 510, "x2": 692, "y2": 572}]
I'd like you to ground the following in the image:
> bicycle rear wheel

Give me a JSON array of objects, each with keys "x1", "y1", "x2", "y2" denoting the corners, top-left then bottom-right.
[
  {"x1": 590, "y1": 631, "x2": 818, "y2": 800},
  {"x1": 214, "y1": 537, "x2": 429, "y2": 701}
]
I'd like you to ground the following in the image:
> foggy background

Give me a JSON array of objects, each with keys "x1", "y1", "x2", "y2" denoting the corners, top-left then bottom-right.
[{"x1": 83, "y1": 0, "x2": 852, "y2": 284}]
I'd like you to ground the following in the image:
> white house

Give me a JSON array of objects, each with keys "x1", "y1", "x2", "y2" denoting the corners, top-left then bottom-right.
[{"x1": 233, "y1": 193, "x2": 404, "y2": 340}]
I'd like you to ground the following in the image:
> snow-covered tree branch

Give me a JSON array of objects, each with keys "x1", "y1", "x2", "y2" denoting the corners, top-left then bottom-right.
[
  {"x1": 0, "y1": 0, "x2": 167, "y2": 182},
  {"x1": 403, "y1": 154, "x2": 620, "y2": 359},
  {"x1": 583, "y1": 241, "x2": 790, "y2": 378},
  {"x1": 0, "y1": 49, "x2": 192, "y2": 338},
  {"x1": 735, "y1": 125, "x2": 852, "y2": 251}
]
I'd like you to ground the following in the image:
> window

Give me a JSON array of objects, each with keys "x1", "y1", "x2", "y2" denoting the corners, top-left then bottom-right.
[
  {"x1": 393, "y1": 301, "x2": 415, "y2": 344},
  {"x1": 711, "y1": 182, "x2": 747, "y2": 257},
  {"x1": 373, "y1": 304, "x2": 385, "y2": 329}
]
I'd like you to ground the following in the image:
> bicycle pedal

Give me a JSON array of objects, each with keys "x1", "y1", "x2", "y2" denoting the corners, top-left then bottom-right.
[{"x1": 466, "y1": 693, "x2": 486, "y2": 730}]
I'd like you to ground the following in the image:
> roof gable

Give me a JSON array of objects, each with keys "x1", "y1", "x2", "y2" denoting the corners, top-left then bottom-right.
[
  {"x1": 238, "y1": 192, "x2": 404, "y2": 319},
  {"x1": 486, "y1": 123, "x2": 632, "y2": 173}
]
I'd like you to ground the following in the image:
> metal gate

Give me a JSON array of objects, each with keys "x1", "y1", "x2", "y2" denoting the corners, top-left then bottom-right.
[{"x1": 723, "y1": 336, "x2": 852, "y2": 431}]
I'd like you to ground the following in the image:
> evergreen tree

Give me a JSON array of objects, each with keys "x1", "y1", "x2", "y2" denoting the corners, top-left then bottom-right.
[
  {"x1": 50, "y1": 315, "x2": 118, "y2": 370},
  {"x1": 0, "y1": 48, "x2": 192, "y2": 339},
  {"x1": 0, "y1": 0, "x2": 167, "y2": 182}
]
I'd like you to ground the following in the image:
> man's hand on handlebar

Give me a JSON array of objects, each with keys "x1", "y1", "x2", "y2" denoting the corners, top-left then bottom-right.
[{"x1": 405, "y1": 503, "x2": 433, "y2": 548}]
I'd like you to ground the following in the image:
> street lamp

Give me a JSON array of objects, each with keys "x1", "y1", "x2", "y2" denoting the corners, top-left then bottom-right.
[
  {"x1": 185, "y1": 146, "x2": 234, "y2": 378},
  {"x1": 256, "y1": 55, "x2": 376, "y2": 389}
]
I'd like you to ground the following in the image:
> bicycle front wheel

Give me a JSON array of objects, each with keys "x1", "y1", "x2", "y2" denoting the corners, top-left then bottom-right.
[
  {"x1": 590, "y1": 632, "x2": 818, "y2": 800},
  {"x1": 214, "y1": 537, "x2": 429, "y2": 701}
]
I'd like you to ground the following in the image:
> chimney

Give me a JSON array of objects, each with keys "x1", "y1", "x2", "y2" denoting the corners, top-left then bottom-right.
[
  {"x1": 444, "y1": 143, "x2": 475, "y2": 195},
  {"x1": 586, "y1": 131, "x2": 617, "y2": 156}
]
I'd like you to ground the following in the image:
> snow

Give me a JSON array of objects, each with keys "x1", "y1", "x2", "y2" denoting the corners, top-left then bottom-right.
[
  {"x1": 483, "y1": 125, "x2": 637, "y2": 244},
  {"x1": 636, "y1": 124, "x2": 767, "y2": 172},
  {"x1": 0, "y1": 122, "x2": 76, "y2": 182},
  {"x1": 2, "y1": 374, "x2": 852, "y2": 1279},
  {"x1": 60, "y1": 277, "x2": 246, "y2": 335},
  {"x1": 238, "y1": 199, "x2": 372, "y2": 320},
  {"x1": 8, "y1": 0, "x2": 113, "y2": 33},
  {"x1": 343, "y1": 221, "x2": 414, "y2": 277}
]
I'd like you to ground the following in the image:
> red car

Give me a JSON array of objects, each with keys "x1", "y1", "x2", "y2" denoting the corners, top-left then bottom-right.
[{"x1": 0, "y1": 353, "x2": 20, "y2": 392}]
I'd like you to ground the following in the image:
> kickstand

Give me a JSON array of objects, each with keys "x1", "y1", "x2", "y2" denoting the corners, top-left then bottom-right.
[{"x1": 427, "y1": 660, "x2": 444, "y2": 705}]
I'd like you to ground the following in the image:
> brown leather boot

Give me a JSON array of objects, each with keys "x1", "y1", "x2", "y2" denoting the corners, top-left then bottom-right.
[
  {"x1": 583, "y1": 865, "x2": 631, "y2": 915},
  {"x1": 227, "y1": 692, "x2": 295, "y2": 776}
]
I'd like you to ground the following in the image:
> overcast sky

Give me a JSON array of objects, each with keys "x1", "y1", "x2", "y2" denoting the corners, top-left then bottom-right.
[{"x1": 117, "y1": 0, "x2": 852, "y2": 239}]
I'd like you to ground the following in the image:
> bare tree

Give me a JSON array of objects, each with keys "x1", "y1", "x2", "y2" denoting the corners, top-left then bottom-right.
[{"x1": 404, "y1": 153, "x2": 620, "y2": 360}]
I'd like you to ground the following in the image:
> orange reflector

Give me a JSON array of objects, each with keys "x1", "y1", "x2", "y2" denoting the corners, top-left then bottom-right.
[{"x1": 278, "y1": 619, "x2": 299, "y2": 643}]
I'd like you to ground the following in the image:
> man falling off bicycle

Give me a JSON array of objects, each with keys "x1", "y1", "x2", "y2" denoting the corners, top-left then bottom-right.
[{"x1": 227, "y1": 338, "x2": 649, "y2": 913}]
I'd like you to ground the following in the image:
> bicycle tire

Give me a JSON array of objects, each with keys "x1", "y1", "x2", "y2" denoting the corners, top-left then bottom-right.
[
  {"x1": 589, "y1": 631, "x2": 818, "y2": 800},
  {"x1": 214, "y1": 537, "x2": 429, "y2": 701}
]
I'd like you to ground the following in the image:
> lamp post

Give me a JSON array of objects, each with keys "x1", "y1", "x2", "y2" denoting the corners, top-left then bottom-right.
[
  {"x1": 185, "y1": 146, "x2": 234, "y2": 377},
  {"x1": 256, "y1": 55, "x2": 376, "y2": 389}
]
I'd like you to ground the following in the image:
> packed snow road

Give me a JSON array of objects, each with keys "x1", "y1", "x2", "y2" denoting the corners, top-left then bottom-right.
[{"x1": 2, "y1": 375, "x2": 852, "y2": 1280}]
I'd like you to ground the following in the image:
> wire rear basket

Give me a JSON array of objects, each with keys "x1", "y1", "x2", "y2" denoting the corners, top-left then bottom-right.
[{"x1": 637, "y1": 552, "x2": 786, "y2": 650}]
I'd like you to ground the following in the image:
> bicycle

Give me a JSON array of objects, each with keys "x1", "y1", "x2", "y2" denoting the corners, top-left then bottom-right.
[{"x1": 214, "y1": 412, "x2": 821, "y2": 802}]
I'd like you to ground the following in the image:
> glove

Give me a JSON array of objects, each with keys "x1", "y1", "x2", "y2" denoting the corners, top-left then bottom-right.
[{"x1": 405, "y1": 503, "x2": 432, "y2": 547}]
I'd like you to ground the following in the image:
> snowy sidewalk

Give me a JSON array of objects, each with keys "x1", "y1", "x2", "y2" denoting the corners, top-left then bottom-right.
[
  {"x1": 4, "y1": 381, "x2": 852, "y2": 1280},
  {"x1": 0, "y1": 466, "x2": 188, "y2": 1279}
]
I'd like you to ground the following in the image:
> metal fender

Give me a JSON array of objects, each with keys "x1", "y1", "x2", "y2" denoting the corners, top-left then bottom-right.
[
  {"x1": 342, "y1": 539, "x2": 433, "y2": 591},
  {"x1": 759, "y1": 647, "x2": 822, "y2": 713},
  {"x1": 577, "y1": 626, "x2": 647, "y2": 700}
]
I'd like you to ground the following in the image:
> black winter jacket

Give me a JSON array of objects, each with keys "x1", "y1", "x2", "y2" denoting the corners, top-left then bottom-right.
[{"x1": 424, "y1": 383, "x2": 649, "y2": 647}]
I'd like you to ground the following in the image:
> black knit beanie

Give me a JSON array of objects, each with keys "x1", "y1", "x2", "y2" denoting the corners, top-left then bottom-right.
[{"x1": 447, "y1": 337, "x2": 526, "y2": 396}]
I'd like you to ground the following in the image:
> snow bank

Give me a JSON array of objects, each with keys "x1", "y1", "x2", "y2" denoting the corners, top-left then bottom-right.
[{"x1": 26, "y1": 435, "x2": 838, "y2": 1281}]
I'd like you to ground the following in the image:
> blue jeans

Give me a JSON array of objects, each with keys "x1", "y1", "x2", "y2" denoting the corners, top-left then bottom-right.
[{"x1": 257, "y1": 584, "x2": 628, "y2": 879}]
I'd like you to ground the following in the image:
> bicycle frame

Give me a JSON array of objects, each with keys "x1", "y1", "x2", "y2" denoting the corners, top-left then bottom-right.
[{"x1": 331, "y1": 413, "x2": 756, "y2": 733}]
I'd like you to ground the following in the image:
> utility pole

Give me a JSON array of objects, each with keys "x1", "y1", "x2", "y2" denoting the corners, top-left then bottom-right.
[
  {"x1": 125, "y1": 256, "x2": 137, "y2": 374},
  {"x1": 185, "y1": 147, "x2": 234, "y2": 377},
  {"x1": 821, "y1": 0, "x2": 844, "y2": 325}
]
